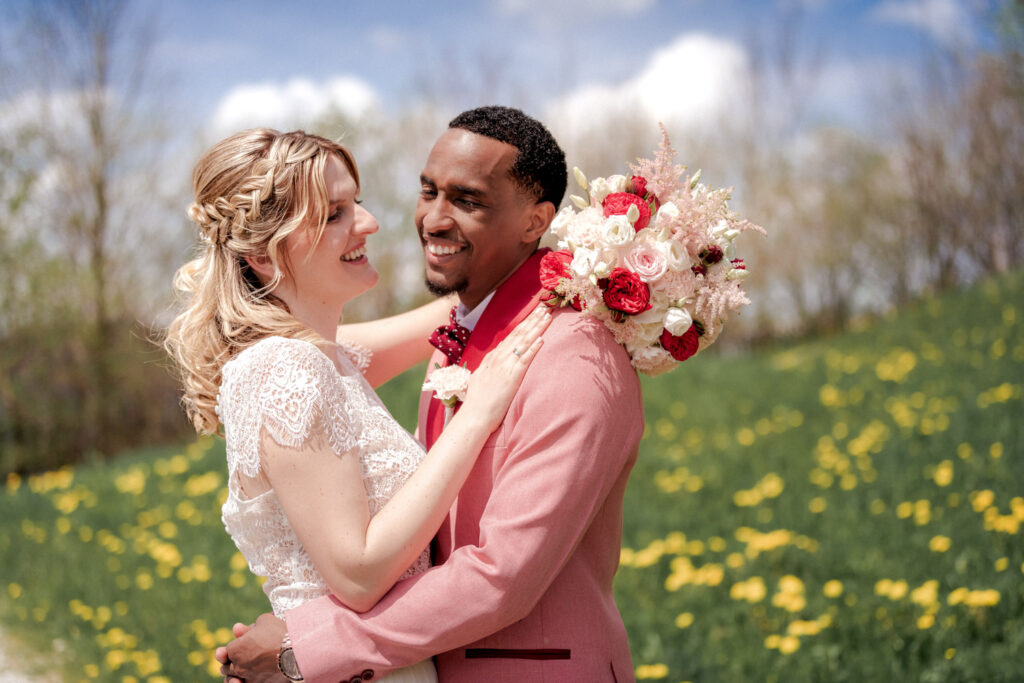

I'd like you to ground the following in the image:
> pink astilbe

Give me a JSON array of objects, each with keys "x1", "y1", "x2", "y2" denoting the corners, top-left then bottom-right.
[{"x1": 630, "y1": 125, "x2": 687, "y2": 203}]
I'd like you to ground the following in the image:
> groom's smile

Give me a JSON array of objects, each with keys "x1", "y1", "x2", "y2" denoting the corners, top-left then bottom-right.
[{"x1": 415, "y1": 128, "x2": 548, "y2": 310}]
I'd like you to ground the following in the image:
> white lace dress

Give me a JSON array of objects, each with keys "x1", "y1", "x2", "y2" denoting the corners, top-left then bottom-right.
[{"x1": 218, "y1": 336, "x2": 437, "y2": 682}]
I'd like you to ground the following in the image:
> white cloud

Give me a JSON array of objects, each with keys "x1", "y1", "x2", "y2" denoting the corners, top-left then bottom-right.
[
  {"x1": 495, "y1": 0, "x2": 654, "y2": 16},
  {"x1": 208, "y1": 76, "x2": 380, "y2": 136},
  {"x1": 870, "y1": 0, "x2": 974, "y2": 47},
  {"x1": 545, "y1": 33, "x2": 748, "y2": 137}
]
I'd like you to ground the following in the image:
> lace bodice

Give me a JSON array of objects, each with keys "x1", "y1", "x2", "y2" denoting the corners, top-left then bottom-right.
[{"x1": 218, "y1": 336, "x2": 430, "y2": 617}]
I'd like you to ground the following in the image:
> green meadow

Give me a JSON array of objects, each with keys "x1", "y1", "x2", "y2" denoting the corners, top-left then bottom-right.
[{"x1": 1, "y1": 271, "x2": 1021, "y2": 682}]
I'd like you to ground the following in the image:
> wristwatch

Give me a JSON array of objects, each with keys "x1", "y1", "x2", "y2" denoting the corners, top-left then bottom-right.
[{"x1": 278, "y1": 634, "x2": 304, "y2": 681}]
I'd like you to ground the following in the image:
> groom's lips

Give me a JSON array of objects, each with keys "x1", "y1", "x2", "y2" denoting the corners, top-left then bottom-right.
[{"x1": 423, "y1": 239, "x2": 468, "y2": 266}]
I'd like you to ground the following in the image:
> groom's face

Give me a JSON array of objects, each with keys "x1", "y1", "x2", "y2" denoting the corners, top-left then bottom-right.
[{"x1": 416, "y1": 128, "x2": 543, "y2": 310}]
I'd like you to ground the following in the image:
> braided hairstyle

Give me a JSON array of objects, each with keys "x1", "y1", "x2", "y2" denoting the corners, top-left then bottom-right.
[{"x1": 164, "y1": 128, "x2": 359, "y2": 434}]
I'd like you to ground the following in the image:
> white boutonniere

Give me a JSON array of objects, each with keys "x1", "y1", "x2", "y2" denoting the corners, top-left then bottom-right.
[{"x1": 422, "y1": 364, "x2": 471, "y2": 425}]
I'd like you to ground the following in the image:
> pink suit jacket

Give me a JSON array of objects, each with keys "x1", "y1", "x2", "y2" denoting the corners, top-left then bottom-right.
[{"x1": 287, "y1": 250, "x2": 645, "y2": 682}]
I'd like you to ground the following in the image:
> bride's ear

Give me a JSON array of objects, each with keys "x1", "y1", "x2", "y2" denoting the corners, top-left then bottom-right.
[{"x1": 244, "y1": 253, "x2": 276, "y2": 282}]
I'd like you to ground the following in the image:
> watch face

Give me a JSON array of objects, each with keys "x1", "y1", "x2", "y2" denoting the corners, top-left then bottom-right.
[{"x1": 279, "y1": 647, "x2": 302, "y2": 680}]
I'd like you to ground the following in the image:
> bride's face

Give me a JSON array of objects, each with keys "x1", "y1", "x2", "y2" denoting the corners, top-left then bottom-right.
[{"x1": 284, "y1": 154, "x2": 380, "y2": 309}]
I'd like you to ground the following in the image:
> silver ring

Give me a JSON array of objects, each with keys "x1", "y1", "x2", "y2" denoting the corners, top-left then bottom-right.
[{"x1": 512, "y1": 348, "x2": 523, "y2": 357}]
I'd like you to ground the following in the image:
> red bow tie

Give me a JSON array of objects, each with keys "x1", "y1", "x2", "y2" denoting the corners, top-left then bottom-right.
[{"x1": 429, "y1": 307, "x2": 471, "y2": 366}]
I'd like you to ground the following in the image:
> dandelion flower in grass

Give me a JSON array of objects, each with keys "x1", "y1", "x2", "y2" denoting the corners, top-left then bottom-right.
[
  {"x1": 635, "y1": 663, "x2": 669, "y2": 679},
  {"x1": 929, "y1": 535, "x2": 951, "y2": 552},
  {"x1": 809, "y1": 497, "x2": 827, "y2": 514},
  {"x1": 675, "y1": 612, "x2": 695, "y2": 629},
  {"x1": 823, "y1": 580, "x2": 843, "y2": 598}
]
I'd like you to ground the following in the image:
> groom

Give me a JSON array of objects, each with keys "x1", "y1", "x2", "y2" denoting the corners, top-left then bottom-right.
[{"x1": 220, "y1": 106, "x2": 645, "y2": 681}]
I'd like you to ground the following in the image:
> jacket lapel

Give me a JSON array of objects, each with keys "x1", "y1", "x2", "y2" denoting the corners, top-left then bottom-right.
[{"x1": 424, "y1": 248, "x2": 549, "y2": 449}]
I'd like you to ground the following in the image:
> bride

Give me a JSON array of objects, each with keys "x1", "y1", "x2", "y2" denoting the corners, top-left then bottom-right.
[{"x1": 164, "y1": 128, "x2": 548, "y2": 681}]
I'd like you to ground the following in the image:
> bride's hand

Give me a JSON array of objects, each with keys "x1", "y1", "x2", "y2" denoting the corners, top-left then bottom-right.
[{"x1": 461, "y1": 306, "x2": 551, "y2": 429}]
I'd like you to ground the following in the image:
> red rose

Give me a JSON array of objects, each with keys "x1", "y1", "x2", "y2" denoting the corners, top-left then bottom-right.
[
  {"x1": 629, "y1": 175, "x2": 660, "y2": 209},
  {"x1": 700, "y1": 244, "x2": 724, "y2": 265},
  {"x1": 602, "y1": 192, "x2": 652, "y2": 230},
  {"x1": 629, "y1": 175, "x2": 648, "y2": 197},
  {"x1": 602, "y1": 267, "x2": 651, "y2": 315},
  {"x1": 539, "y1": 250, "x2": 573, "y2": 290},
  {"x1": 660, "y1": 324, "x2": 700, "y2": 362}
]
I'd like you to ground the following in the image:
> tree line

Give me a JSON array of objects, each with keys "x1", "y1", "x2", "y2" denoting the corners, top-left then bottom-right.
[{"x1": 1, "y1": 0, "x2": 1020, "y2": 474}]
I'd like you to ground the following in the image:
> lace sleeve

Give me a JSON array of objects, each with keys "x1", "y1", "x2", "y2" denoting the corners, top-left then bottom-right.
[
  {"x1": 220, "y1": 337, "x2": 360, "y2": 479},
  {"x1": 336, "y1": 337, "x2": 372, "y2": 374}
]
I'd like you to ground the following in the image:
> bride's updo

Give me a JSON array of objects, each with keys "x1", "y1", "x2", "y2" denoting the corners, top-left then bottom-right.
[{"x1": 165, "y1": 128, "x2": 359, "y2": 434}]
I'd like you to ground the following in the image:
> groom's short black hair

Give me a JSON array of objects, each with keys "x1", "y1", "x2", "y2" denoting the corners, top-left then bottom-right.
[{"x1": 448, "y1": 106, "x2": 567, "y2": 208}]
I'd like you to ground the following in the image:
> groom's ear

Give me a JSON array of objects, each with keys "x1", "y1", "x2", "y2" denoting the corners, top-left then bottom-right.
[{"x1": 521, "y1": 201, "x2": 556, "y2": 244}]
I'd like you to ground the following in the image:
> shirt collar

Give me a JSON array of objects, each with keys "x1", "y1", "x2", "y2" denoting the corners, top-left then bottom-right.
[{"x1": 454, "y1": 291, "x2": 496, "y2": 332}]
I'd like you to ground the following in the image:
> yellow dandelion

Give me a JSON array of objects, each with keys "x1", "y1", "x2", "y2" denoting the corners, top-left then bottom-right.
[
  {"x1": 675, "y1": 612, "x2": 694, "y2": 629},
  {"x1": 635, "y1": 663, "x2": 669, "y2": 679},
  {"x1": 823, "y1": 580, "x2": 843, "y2": 598},
  {"x1": 929, "y1": 535, "x2": 951, "y2": 552},
  {"x1": 778, "y1": 635, "x2": 801, "y2": 654}
]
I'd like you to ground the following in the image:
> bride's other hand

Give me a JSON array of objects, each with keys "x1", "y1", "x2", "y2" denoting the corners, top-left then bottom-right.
[{"x1": 461, "y1": 306, "x2": 550, "y2": 429}]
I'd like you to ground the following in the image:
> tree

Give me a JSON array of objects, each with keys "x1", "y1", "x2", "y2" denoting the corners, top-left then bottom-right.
[{"x1": 0, "y1": 0, "x2": 188, "y2": 471}]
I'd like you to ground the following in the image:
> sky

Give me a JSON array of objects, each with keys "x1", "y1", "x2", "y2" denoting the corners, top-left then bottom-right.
[{"x1": 138, "y1": 0, "x2": 996, "y2": 140}]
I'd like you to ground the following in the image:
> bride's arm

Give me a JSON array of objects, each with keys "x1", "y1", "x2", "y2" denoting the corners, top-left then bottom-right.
[
  {"x1": 266, "y1": 308, "x2": 549, "y2": 613},
  {"x1": 338, "y1": 295, "x2": 456, "y2": 388}
]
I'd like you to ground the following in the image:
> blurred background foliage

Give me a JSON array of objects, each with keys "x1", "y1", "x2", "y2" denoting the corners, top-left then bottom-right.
[{"x1": 0, "y1": 0, "x2": 1021, "y2": 475}]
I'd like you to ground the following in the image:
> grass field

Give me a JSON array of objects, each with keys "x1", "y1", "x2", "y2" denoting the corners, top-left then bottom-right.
[{"x1": 1, "y1": 271, "x2": 1021, "y2": 682}]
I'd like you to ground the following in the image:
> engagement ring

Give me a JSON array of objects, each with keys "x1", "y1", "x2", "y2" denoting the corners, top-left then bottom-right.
[{"x1": 512, "y1": 348, "x2": 522, "y2": 357}]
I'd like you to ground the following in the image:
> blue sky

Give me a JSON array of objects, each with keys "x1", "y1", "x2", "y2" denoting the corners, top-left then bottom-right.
[{"x1": 141, "y1": 0, "x2": 995, "y2": 137}]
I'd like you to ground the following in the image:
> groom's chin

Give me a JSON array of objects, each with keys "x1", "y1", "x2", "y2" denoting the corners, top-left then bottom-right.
[{"x1": 424, "y1": 274, "x2": 466, "y2": 298}]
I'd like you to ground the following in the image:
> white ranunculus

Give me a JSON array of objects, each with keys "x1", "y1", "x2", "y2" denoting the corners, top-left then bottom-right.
[
  {"x1": 601, "y1": 215, "x2": 636, "y2": 247},
  {"x1": 571, "y1": 247, "x2": 598, "y2": 277},
  {"x1": 664, "y1": 239, "x2": 691, "y2": 271},
  {"x1": 663, "y1": 307, "x2": 693, "y2": 336},
  {"x1": 654, "y1": 201, "x2": 680, "y2": 231},
  {"x1": 607, "y1": 174, "x2": 627, "y2": 193}
]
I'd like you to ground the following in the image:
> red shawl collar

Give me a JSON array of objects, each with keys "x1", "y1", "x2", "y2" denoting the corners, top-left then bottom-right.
[{"x1": 424, "y1": 248, "x2": 550, "y2": 449}]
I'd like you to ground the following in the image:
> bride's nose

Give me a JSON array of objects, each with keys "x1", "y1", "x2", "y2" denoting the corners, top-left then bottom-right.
[{"x1": 354, "y1": 205, "x2": 379, "y2": 236}]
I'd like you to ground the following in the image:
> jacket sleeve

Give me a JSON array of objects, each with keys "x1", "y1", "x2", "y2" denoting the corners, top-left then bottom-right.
[{"x1": 285, "y1": 314, "x2": 644, "y2": 682}]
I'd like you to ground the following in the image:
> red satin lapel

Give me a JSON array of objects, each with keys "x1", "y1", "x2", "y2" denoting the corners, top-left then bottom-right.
[{"x1": 424, "y1": 248, "x2": 549, "y2": 449}]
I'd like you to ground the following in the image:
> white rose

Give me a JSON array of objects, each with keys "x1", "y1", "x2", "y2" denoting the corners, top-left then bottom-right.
[
  {"x1": 549, "y1": 206, "x2": 575, "y2": 239},
  {"x1": 663, "y1": 307, "x2": 693, "y2": 336},
  {"x1": 664, "y1": 239, "x2": 691, "y2": 272},
  {"x1": 589, "y1": 177, "x2": 612, "y2": 205}
]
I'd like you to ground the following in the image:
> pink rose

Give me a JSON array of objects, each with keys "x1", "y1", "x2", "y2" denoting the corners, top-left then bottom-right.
[{"x1": 623, "y1": 241, "x2": 668, "y2": 283}]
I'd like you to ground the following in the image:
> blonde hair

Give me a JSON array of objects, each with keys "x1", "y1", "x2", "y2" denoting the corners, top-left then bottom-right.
[{"x1": 164, "y1": 128, "x2": 359, "y2": 434}]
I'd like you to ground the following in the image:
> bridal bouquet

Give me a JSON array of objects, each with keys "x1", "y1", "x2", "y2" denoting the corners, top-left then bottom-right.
[{"x1": 541, "y1": 127, "x2": 765, "y2": 376}]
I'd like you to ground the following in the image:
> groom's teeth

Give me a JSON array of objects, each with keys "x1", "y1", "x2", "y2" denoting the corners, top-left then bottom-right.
[
  {"x1": 341, "y1": 246, "x2": 366, "y2": 261},
  {"x1": 427, "y1": 244, "x2": 465, "y2": 256}
]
